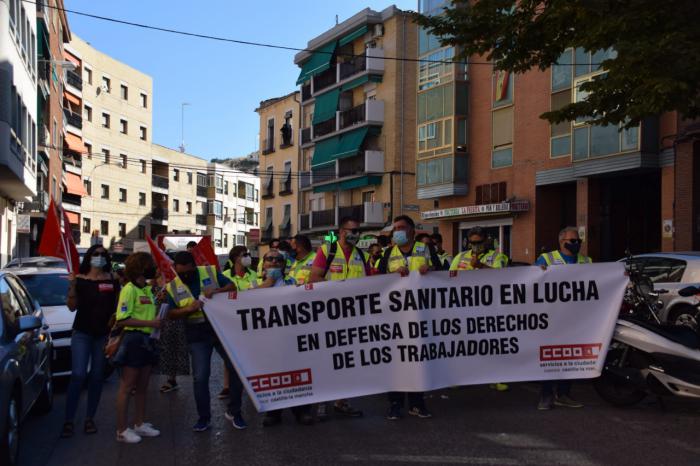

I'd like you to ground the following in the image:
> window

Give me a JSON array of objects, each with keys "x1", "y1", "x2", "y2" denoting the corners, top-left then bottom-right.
[
  {"x1": 0, "y1": 278, "x2": 23, "y2": 332},
  {"x1": 100, "y1": 220, "x2": 109, "y2": 235},
  {"x1": 83, "y1": 179, "x2": 92, "y2": 195},
  {"x1": 187, "y1": 172, "x2": 193, "y2": 184},
  {"x1": 493, "y1": 70, "x2": 513, "y2": 107},
  {"x1": 140, "y1": 92, "x2": 147, "y2": 108},
  {"x1": 84, "y1": 104, "x2": 92, "y2": 122},
  {"x1": 186, "y1": 201, "x2": 192, "y2": 214},
  {"x1": 140, "y1": 159, "x2": 146, "y2": 173},
  {"x1": 224, "y1": 181, "x2": 229, "y2": 195},
  {"x1": 119, "y1": 223, "x2": 126, "y2": 237},
  {"x1": 224, "y1": 234, "x2": 228, "y2": 248},
  {"x1": 173, "y1": 168, "x2": 179, "y2": 181},
  {"x1": 237, "y1": 234, "x2": 246, "y2": 246},
  {"x1": 362, "y1": 191, "x2": 375, "y2": 203},
  {"x1": 85, "y1": 142, "x2": 92, "y2": 159},
  {"x1": 139, "y1": 192, "x2": 146, "y2": 206},
  {"x1": 120, "y1": 119, "x2": 128, "y2": 134},
  {"x1": 138, "y1": 224, "x2": 146, "y2": 239},
  {"x1": 550, "y1": 91, "x2": 572, "y2": 158},
  {"x1": 101, "y1": 112, "x2": 110, "y2": 128},
  {"x1": 101, "y1": 184, "x2": 109, "y2": 199},
  {"x1": 120, "y1": 154, "x2": 128, "y2": 168},
  {"x1": 492, "y1": 148, "x2": 513, "y2": 168},
  {"x1": 102, "y1": 76, "x2": 111, "y2": 93},
  {"x1": 84, "y1": 67, "x2": 92, "y2": 85},
  {"x1": 625, "y1": 257, "x2": 687, "y2": 284},
  {"x1": 173, "y1": 199, "x2": 180, "y2": 212},
  {"x1": 102, "y1": 149, "x2": 110, "y2": 164},
  {"x1": 417, "y1": 156, "x2": 455, "y2": 186},
  {"x1": 120, "y1": 84, "x2": 128, "y2": 100},
  {"x1": 418, "y1": 47, "x2": 456, "y2": 90},
  {"x1": 215, "y1": 175, "x2": 223, "y2": 194},
  {"x1": 492, "y1": 105, "x2": 513, "y2": 168},
  {"x1": 552, "y1": 49, "x2": 573, "y2": 91},
  {"x1": 119, "y1": 188, "x2": 127, "y2": 202},
  {"x1": 139, "y1": 126, "x2": 147, "y2": 141},
  {"x1": 82, "y1": 217, "x2": 91, "y2": 234},
  {"x1": 417, "y1": 84, "x2": 454, "y2": 123}
]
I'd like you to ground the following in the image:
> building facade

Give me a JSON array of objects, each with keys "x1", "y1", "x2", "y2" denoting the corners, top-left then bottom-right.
[
  {"x1": 294, "y1": 6, "x2": 432, "y2": 241},
  {"x1": 256, "y1": 92, "x2": 301, "y2": 244},
  {"x1": 0, "y1": 0, "x2": 39, "y2": 265}
]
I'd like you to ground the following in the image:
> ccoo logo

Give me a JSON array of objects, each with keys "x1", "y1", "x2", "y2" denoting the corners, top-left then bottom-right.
[
  {"x1": 248, "y1": 368, "x2": 313, "y2": 392},
  {"x1": 539, "y1": 343, "x2": 602, "y2": 361}
]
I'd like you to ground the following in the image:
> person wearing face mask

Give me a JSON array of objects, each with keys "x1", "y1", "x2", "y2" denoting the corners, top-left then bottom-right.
[
  {"x1": 431, "y1": 233, "x2": 453, "y2": 270},
  {"x1": 113, "y1": 253, "x2": 162, "y2": 444},
  {"x1": 61, "y1": 245, "x2": 120, "y2": 438},
  {"x1": 287, "y1": 235, "x2": 316, "y2": 285},
  {"x1": 257, "y1": 238, "x2": 281, "y2": 275},
  {"x1": 535, "y1": 226, "x2": 591, "y2": 411},
  {"x1": 165, "y1": 252, "x2": 243, "y2": 432},
  {"x1": 368, "y1": 243, "x2": 384, "y2": 275},
  {"x1": 378, "y1": 215, "x2": 439, "y2": 420},
  {"x1": 450, "y1": 227, "x2": 509, "y2": 271},
  {"x1": 308, "y1": 217, "x2": 369, "y2": 420}
]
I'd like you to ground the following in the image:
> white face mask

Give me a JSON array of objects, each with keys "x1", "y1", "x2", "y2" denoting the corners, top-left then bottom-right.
[{"x1": 240, "y1": 255, "x2": 252, "y2": 267}]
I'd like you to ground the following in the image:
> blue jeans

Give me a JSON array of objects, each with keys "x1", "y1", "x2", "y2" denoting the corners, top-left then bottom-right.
[
  {"x1": 186, "y1": 323, "x2": 243, "y2": 421},
  {"x1": 541, "y1": 380, "x2": 572, "y2": 398},
  {"x1": 65, "y1": 331, "x2": 107, "y2": 422}
]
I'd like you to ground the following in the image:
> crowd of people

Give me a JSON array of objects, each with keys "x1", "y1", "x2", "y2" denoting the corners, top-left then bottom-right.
[{"x1": 59, "y1": 215, "x2": 591, "y2": 444}]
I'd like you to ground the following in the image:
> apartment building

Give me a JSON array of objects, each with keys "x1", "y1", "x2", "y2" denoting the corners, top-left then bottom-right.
[
  {"x1": 416, "y1": 0, "x2": 696, "y2": 262},
  {"x1": 256, "y1": 91, "x2": 301, "y2": 244},
  {"x1": 294, "y1": 6, "x2": 432, "y2": 241},
  {"x1": 71, "y1": 35, "x2": 154, "y2": 250},
  {"x1": 0, "y1": 0, "x2": 39, "y2": 265}
]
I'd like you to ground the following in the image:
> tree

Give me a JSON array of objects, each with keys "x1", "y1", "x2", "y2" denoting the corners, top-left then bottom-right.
[{"x1": 415, "y1": 0, "x2": 700, "y2": 127}]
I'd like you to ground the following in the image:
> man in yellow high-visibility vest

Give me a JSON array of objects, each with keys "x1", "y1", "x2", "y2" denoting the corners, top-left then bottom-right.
[{"x1": 287, "y1": 234, "x2": 316, "y2": 285}]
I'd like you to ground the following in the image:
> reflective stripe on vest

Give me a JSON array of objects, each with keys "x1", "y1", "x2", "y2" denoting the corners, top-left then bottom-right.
[
  {"x1": 542, "y1": 250, "x2": 592, "y2": 265},
  {"x1": 166, "y1": 266, "x2": 219, "y2": 322},
  {"x1": 288, "y1": 252, "x2": 316, "y2": 285},
  {"x1": 323, "y1": 244, "x2": 366, "y2": 281},
  {"x1": 387, "y1": 242, "x2": 430, "y2": 273}
]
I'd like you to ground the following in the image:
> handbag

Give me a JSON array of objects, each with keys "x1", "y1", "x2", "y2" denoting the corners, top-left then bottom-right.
[{"x1": 104, "y1": 322, "x2": 124, "y2": 359}]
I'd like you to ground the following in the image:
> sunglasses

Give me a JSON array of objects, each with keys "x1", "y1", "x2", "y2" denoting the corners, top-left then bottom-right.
[
  {"x1": 564, "y1": 239, "x2": 582, "y2": 244},
  {"x1": 92, "y1": 252, "x2": 108, "y2": 257},
  {"x1": 264, "y1": 256, "x2": 285, "y2": 263},
  {"x1": 469, "y1": 240, "x2": 484, "y2": 245},
  {"x1": 344, "y1": 228, "x2": 360, "y2": 235}
]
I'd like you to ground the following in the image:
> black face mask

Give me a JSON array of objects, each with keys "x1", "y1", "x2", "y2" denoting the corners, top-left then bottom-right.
[
  {"x1": 143, "y1": 266, "x2": 157, "y2": 280},
  {"x1": 564, "y1": 241, "x2": 582, "y2": 255}
]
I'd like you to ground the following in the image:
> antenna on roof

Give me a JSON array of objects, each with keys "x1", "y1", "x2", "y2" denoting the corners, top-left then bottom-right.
[{"x1": 335, "y1": 15, "x2": 339, "y2": 25}]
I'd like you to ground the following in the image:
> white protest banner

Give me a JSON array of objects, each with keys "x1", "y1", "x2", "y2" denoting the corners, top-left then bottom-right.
[{"x1": 205, "y1": 263, "x2": 627, "y2": 412}]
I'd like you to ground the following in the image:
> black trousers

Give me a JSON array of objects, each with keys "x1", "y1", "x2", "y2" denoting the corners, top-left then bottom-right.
[{"x1": 388, "y1": 392, "x2": 425, "y2": 408}]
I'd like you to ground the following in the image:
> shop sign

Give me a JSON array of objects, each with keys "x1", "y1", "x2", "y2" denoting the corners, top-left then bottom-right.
[{"x1": 421, "y1": 200, "x2": 530, "y2": 220}]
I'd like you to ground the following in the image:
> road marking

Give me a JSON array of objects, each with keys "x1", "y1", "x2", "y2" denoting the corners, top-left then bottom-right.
[{"x1": 339, "y1": 454, "x2": 519, "y2": 464}]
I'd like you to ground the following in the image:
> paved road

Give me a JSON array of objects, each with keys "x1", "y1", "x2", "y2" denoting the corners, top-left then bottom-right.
[{"x1": 19, "y1": 362, "x2": 700, "y2": 466}]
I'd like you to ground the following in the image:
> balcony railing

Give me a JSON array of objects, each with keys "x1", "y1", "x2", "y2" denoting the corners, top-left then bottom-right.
[
  {"x1": 21, "y1": 191, "x2": 49, "y2": 213},
  {"x1": 301, "y1": 83, "x2": 312, "y2": 101},
  {"x1": 38, "y1": 61, "x2": 51, "y2": 82},
  {"x1": 66, "y1": 70, "x2": 83, "y2": 90},
  {"x1": 262, "y1": 138, "x2": 275, "y2": 155},
  {"x1": 151, "y1": 207, "x2": 169, "y2": 220},
  {"x1": 313, "y1": 67, "x2": 337, "y2": 94},
  {"x1": 299, "y1": 171, "x2": 312, "y2": 190},
  {"x1": 339, "y1": 103, "x2": 366, "y2": 130},
  {"x1": 301, "y1": 127, "x2": 312, "y2": 145},
  {"x1": 279, "y1": 175, "x2": 292, "y2": 195},
  {"x1": 262, "y1": 176, "x2": 274, "y2": 199},
  {"x1": 64, "y1": 110, "x2": 82, "y2": 129},
  {"x1": 312, "y1": 165, "x2": 337, "y2": 184},
  {"x1": 261, "y1": 226, "x2": 273, "y2": 243},
  {"x1": 152, "y1": 174, "x2": 169, "y2": 190},
  {"x1": 196, "y1": 185, "x2": 207, "y2": 197},
  {"x1": 339, "y1": 56, "x2": 367, "y2": 81},
  {"x1": 300, "y1": 213, "x2": 310, "y2": 231},
  {"x1": 312, "y1": 209, "x2": 336, "y2": 228},
  {"x1": 313, "y1": 119, "x2": 336, "y2": 139},
  {"x1": 196, "y1": 214, "x2": 207, "y2": 225},
  {"x1": 279, "y1": 224, "x2": 291, "y2": 239}
]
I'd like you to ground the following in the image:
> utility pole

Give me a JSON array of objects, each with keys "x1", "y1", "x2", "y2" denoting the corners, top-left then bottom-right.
[{"x1": 179, "y1": 102, "x2": 191, "y2": 153}]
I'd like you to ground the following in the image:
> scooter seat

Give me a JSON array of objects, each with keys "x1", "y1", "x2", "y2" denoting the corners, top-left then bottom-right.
[{"x1": 626, "y1": 318, "x2": 700, "y2": 350}]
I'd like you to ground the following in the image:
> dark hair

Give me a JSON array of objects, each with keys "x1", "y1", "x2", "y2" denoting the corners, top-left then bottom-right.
[
  {"x1": 173, "y1": 251, "x2": 196, "y2": 267},
  {"x1": 377, "y1": 235, "x2": 390, "y2": 247},
  {"x1": 186, "y1": 241, "x2": 198, "y2": 249},
  {"x1": 79, "y1": 244, "x2": 112, "y2": 275},
  {"x1": 293, "y1": 234, "x2": 311, "y2": 252},
  {"x1": 369, "y1": 243, "x2": 382, "y2": 253},
  {"x1": 416, "y1": 233, "x2": 430, "y2": 243},
  {"x1": 269, "y1": 238, "x2": 280, "y2": 247},
  {"x1": 431, "y1": 233, "x2": 443, "y2": 243},
  {"x1": 339, "y1": 216, "x2": 359, "y2": 228},
  {"x1": 278, "y1": 240, "x2": 293, "y2": 253},
  {"x1": 225, "y1": 246, "x2": 248, "y2": 270},
  {"x1": 393, "y1": 215, "x2": 415, "y2": 229},
  {"x1": 123, "y1": 252, "x2": 155, "y2": 284},
  {"x1": 467, "y1": 226, "x2": 485, "y2": 239}
]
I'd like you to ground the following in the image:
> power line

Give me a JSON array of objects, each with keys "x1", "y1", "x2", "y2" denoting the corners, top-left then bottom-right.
[{"x1": 22, "y1": 0, "x2": 594, "y2": 67}]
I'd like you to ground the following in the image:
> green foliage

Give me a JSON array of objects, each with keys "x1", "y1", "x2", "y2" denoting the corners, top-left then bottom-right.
[{"x1": 415, "y1": 0, "x2": 700, "y2": 127}]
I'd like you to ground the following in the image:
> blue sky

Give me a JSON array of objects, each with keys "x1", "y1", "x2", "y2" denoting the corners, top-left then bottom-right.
[{"x1": 65, "y1": 0, "x2": 417, "y2": 160}]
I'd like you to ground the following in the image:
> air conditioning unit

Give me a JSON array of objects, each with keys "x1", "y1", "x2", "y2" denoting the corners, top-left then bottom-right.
[
  {"x1": 372, "y1": 24, "x2": 384, "y2": 38},
  {"x1": 97, "y1": 83, "x2": 109, "y2": 95}
]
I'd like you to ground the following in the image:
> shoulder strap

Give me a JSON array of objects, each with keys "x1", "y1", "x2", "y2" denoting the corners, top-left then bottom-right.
[
  {"x1": 378, "y1": 246, "x2": 392, "y2": 273},
  {"x1": 322, "y1": 242, "x2": 338, "y2": 279},
  {"x1": 355, "y1": 246, "x2": 368, "y2": 275}
]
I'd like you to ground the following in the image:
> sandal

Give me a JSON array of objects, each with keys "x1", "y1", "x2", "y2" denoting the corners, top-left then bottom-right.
[
  {"x1": 60, "y1": 421, "x2": 74, "y2": 438},
  {"x1": 160, "y1": 379, "x2": 179, "y2": 393},
  {"x1": 84, "y1": 418, "x2": 98, "y2": 434}
]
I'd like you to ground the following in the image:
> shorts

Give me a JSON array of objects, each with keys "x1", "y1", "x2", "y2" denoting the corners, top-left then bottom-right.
[{"x1": 112, "y1": 331, "x2": 159, "y2": 368}]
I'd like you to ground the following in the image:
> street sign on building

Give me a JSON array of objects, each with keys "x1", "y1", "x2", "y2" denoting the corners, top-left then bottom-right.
[
  {"x1": 420, "y1": 200, "x2": 530, "y2": 220},
  {"x1": 17, "y1": 215, "x2": 30, "y2": 234},
  {"x1": 248, "y1": 228, "x2": 260, "y2": 244}
]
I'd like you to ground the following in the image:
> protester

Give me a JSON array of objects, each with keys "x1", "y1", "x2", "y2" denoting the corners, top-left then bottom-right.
[
  {"x1": 378, "y1": 215, "x2": 438, "y2": 420},
  {"x1": 431, "y1": 233, "x2": 453, "y2": 270},
  {"x1": 257, "y1": 238, "x2": 281, "y2": 275},
  {"x1": 165, "y1": 251, "x2": 245, "y2": 432},
  {"x1": 308, "y1": 216, "x2": 369, "y2": 420},
  {"x1": 368, "y1": 243, "x2": 384, "y2": 274},
  {"x1": 186, "y1": 241, "x2": 198, "y2": 252},
  {"x1": 154, "y1": 271, "x2": 189, "y2": 395},
  {"x1": 113, "y1": 252, "x2": 161, "y2": 444},
  {"x1": 259, "y1": 249, "x2": 315, "y2": 427},
  {"x1": 415, "y1": 233, "x2": 430, "y2": 244},
  {"x1": 277, "y1": 240, "x2": 296, "y2": 269},
  {"x1": 535, "y1": 226, "x2": 591, "y2": 410},
  {"x1": 376, "y1": 234, "x2": 391, "y2": 250},
  {"x1": 287, "y1": 234, "x2": 316, "y2": 285},
  {"x1": 61, "y1": 245, "x2": 120, "y2": 438}
]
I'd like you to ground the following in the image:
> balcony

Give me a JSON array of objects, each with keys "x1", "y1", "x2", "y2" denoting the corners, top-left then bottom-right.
[
  {"x1": 300, "y1": 127, "x2": 312, "y2": 145},
  {"x1": 313, "y1": 118, "x2": 336, "y2": 139},
  {"x1": 300, "y1": 213, "x2": 310, "y2": 231},
  {"x1": 21, "y1": 191, "x2": 49, "y2": 213},
  {"x1": 196, "y1": 185, "x2": 208, "y2": 197},
  {"x1": 339, "y1": 99, "x2": 384, "y2": 130},
  {"x1": 312, "y1": 164, "x2": 337, "y2": 185},
  {"x1": 279, "y1": 223, "x2": 292, "y2": 239},
  {"x1": 152, "y1": 207, "x2": 169, "y2": 220},
  {"x1": 299, "y1": 202, "x2": 384, "y2": 233},
  {"x1": 262, "y1": 138, "x2": 275, "y2": 155},
  {"x1": 306, "y1": 48, "x2": 385, "y2": 98},
  {"x1": 64, "y1": 110, "x2": 82, "y2": 130},
  {"x1": 196, "y1": 214, "x2": 207, "y2": 225},
  {"x1": 262, "y1": 176, "x2": 274, "y2": 199},
  {"x1": 338, "y1": 150, "x2": 384, "y2": 178},
  {"x1": 313, "y1": 67, "x2": 337, "y2": 94},
  {"x1": 312, "y1": 209, "x2": 337, "y2": 229},
  {"x1": 66, "y1": 70, "x2": 83, "y2": 90},
  {"x1": 339, "y1": 56, "x2": 366, "y2": 81},
  {"x1": 261, "y1": 226, "x2": 274, "y2": 244},
  {"x1": 152, "y1": 174, "x2": 169, "y2": 190},
  {"x1": 301, "y1": 83, "x2": 312, "y2": 102},
  {"x1": 279, "y1": 175, "x2": 292, "y2": 195}
]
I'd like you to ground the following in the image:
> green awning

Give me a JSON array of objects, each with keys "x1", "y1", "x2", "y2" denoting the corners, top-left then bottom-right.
[
  {"x1": 296, "y1": 41, "x2": 337, "y2": 85},
  {"x1": 338, "y1": 25, "x2": 369, "y2": 47},
  {"x1": 313, "y1": 175, "x2": 382, "y2": 193},
  {"x1": 311, "y1": 88, "x2": 340, "y2": 125},
  {"x1": 341, "y1": 74, "x2": 382, "y2": 92},
  {"x1": 336, "y1": 127, "x2": 369, "y2": 159},
  {"x1": 311, "y1": 136, "x2": 340, "y2": 167}
]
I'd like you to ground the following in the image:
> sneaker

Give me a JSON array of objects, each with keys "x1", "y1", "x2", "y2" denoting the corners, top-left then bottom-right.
[
  {"x1": 386, "y1": 404, "x2": 402, "y2": 421},
  {"x1": 537, "y1": 396, "x2": 554, "y2": 411},
  {"x1": 116, "y1": 428, "x2": 142, "y2": 444},
  {"x1": 334, "y1": 401, "x2": 363, "y2": 418},
  {"x1": 554, "y1": 395, "x2": 584, "y2": 408},
  {"x1": 316, "y1": 403, "x2": 329, "y2": 420},
  {"x1": 490, "y1": 383, "x2": 509, "y2": 392},
  {"x1": 133, "y1": 422, "x2": 160, "y2": 438},
  {"x1": 192, "y1": 418, "x2": 211, "y2": 432},
  {"x1": 224, "y1": 411, "x2": 248, "y2": 430},
  {"x1": 262, "y1": 414, "x2": 282, "y2": 427},
  {"x1": 217, "y1": 388, "x2": 230, "y2": 399},
  {"x1": 408, "y1": 406, "x2": 433, "y2": 419}
]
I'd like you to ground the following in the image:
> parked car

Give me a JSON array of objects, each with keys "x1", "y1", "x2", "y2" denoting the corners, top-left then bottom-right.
[
  {"x1": 0, "y1": 271, "x2": 53, "y2": 465},
  {"x1": 10, "y1": 267, "x2": 73, "y2": 377},
  {"x1": 4, "y1": 257, "x2": 65, "y2": 269},
  {"x1": 623, "y1": 253, "x2": 700, "y2": 328}
]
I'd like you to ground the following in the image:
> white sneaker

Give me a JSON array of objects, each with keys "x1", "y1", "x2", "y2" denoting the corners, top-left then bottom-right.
[
  {"x1": 116, "y1": 428, "x2": 142, "y2": 444},
  {"x1": 133, "y1": 422, "x2": 161, "y2": 438}
]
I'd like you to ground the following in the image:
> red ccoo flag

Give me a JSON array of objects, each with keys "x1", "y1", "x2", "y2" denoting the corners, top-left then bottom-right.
[
  {"x1": 38, "y1": 198, "x2": 79, "y2": 273},
  {"x1": 146, "y1": 236, "x2": 177, "y2": 282},
  {"x1": 60, "y1": 209, "x2": 81, "y2": 274},
  {"x1": 192, "y1": 236, "x2": 220, "y2": 270}
]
